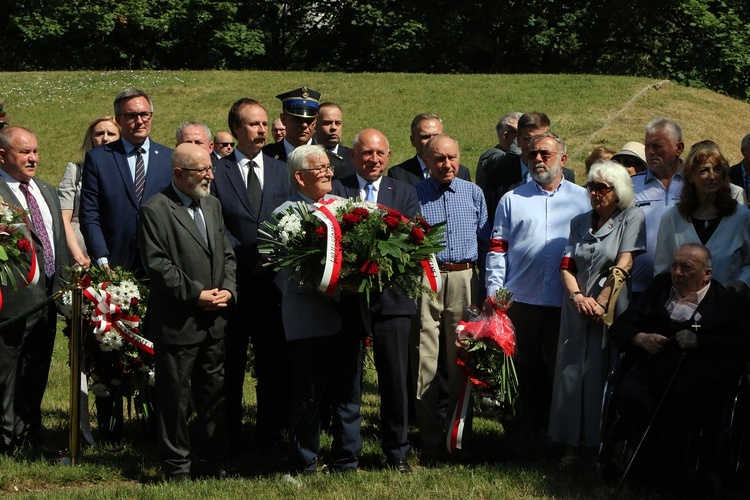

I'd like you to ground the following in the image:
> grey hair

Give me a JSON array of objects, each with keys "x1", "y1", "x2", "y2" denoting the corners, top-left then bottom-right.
[
  {"x1": 176, "y1": 121, "x2": 212, "y2": 144},
  {"x1": 588, "y1": 160, "x2": 635, "y2": 210},
  {"x1": 528, "y1": 131, "x2": 567, "y2": 155},
  {"x1": 645, "y1": 117, "x2": 683, "y2": 142},
  {"x1": 113, "y1": 88, "x2": 153, "y2": 115},
  {"x1": 287, "y1": 144, "x2": 328, "y2": 186},
  {"x1": 495, "y1": 112, "x2": 523, "y2": 134},
  {"x1": 676, "y1": 243, "x2": 712, "y2": 270}
]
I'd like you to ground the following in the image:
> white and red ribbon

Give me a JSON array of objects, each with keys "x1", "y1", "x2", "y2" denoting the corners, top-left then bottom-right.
[
  {"x1": 447, "y1": 373, "x2": 473, "y2": 453},
  {"x1": 82, "y1": 283, "x2": 153, "y2": 355},
  {"x1": 421, "y1": 254, "x2": 442, "y2": 294},
  {"x1": 312, "y1": 202, "x2": 343, "y2": 295}
]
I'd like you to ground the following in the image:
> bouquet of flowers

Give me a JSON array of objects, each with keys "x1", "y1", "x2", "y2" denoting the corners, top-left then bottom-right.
[
  {"x1": 0, "y1": 197, "x2": 38, "y2": 300},
  {"x1": 62, "y1": 266, "x2": 155, "y2": 437},
  {"x1": 447, "y1": 288, "x2": 519, "y2": 453},
  {"x1": 258, "y1": 199, "x2": 445, "y2": 302}
]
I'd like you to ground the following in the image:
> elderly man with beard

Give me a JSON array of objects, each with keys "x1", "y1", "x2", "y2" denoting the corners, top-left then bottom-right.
[
  {"x1": 486, "y1": 132, "x2": 589, "y2": 454},
  {"x1": 138, "y1": 143, "x2": 237, "y2": 481},
  {"x1": 274, "y1": 145, "x2": 364, "y2": 474}
]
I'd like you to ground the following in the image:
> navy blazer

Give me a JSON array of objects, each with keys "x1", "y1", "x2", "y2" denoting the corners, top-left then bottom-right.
[
  {"x1": 386, "y1": 155, "x2": 472, "y2": 186},
  {"x1": 336, "y1": 174, "x2": 420, "y2": 315},
  {"x1": 730, "y1": 162, "x2": 745, "y2": 190},
  {"x1": 210, "y1": 151, "x2": 292, "y2": 279},
  {"x1": 79, "y1": 138, "x2": 173, "y2": 271}
]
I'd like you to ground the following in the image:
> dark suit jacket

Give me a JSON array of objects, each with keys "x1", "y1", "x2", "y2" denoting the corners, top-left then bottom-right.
[
  {"x1": 262, "y1": 141, "x2": 354, "y2": 180},
  {"x1": 386, "y1": 156, "x2": 472, "y2": 186},
  {"x1": 138, "y1": 185, "x2": 237, "y2": 346},
  {"x1": 210, "y1": 151, "x2": 291, "y2": 281},
  {"x1": 610, "y1": 273, "x2": 749, "y2": 381},
  {"x1": 484, "y1": 153, "x2": 576, "y2": 225},
  {"x1": 80, "y1": 138, "x2": 173, "y2": 271},
  {"x1": 0, "y1": 177, "x2": 67, "y2": 317},
  {"x1": 730, "y1": 162, "x2": 745, "y2": 190},
  {"x1": 336, "y1": 174, "x2": 420, "y2": 316}
]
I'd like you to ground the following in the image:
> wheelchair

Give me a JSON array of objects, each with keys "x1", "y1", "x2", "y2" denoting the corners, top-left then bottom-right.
[{"x1": 597, "y1": 351, "x2": 750, "y2": 497}]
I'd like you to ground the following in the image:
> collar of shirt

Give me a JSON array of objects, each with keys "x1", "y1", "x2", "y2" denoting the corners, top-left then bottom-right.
[
  {"x1": 521, "y1": 159, "x2": 532, "y2": 183},
  {"x1": 356, "y1": 173, "x2": 382, "y2": 200},
  {"x1": 172, "y1": 181, "x2": 197, "y2": 207},
  {"x1": 122, "y1": 136, "x2": 151, "y2": 178},
  {"x1": 531, "y1": 176, "x2": 565, "y2": 196},
  {"x1": 666, "y1": 282, "x2": 710, "y2": 322},
  {"x1": 234, "y1": 149, "x2": 264, "y2": 188},
  {"x1": 0, "y1": 169, "x2": 37, "y2": 209},
  {"x1": 643, "y1": 162, "x2": 684, "y2": 186},
  {"x1": 417, "y1": 155, "x2": 429, "y2": 176},
  {"x1": 328, "y1": 143, "x2": 340, "y2": 155},
  {"x1": 283, "y1": 138, "x2": 312, "y2": 158},
  {"x1": 427, "y1": 176, "x2": 457, "y2": 193}
]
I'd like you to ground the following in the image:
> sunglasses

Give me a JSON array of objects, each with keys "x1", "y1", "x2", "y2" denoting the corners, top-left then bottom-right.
[
  {"x1": 217, "y1": 142, "x2": 234, "y2": 147},
  {"x1": 585, "y1": 182, "x2": 614, "y2": 196}
]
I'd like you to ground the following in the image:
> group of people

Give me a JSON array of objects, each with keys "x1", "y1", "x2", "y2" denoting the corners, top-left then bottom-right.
[{"x1": 0, "y1": 89, "x2": 749, "y2": 494}]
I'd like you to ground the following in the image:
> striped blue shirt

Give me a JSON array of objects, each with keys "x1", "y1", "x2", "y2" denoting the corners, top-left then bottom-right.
[{"x1": 416, "y1": 177, "x2": 490, "y2": 267}]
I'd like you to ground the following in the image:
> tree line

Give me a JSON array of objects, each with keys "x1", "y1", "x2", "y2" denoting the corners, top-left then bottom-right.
[{"x1": 2, "y1": 0, "x2": 749, "y2": 101}]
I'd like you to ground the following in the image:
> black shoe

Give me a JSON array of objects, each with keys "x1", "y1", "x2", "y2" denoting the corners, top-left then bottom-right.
[{"x1": 387, "y1": 457, "x2": 412, "y2": 473}]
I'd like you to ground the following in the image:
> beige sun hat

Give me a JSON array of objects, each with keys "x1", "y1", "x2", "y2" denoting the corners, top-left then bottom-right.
[{"x1": 612, "y1": 141, "x2": 646, "y2": 165}]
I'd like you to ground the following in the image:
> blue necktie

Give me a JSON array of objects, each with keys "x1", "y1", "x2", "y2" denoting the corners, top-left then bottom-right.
[{"x1": 364, "y1": 183, "x2": 375, "y2": 202}]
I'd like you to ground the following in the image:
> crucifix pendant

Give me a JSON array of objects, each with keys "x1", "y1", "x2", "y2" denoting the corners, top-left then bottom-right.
[{"x1": 692, "y1": 322, "x2": 701, "y2": 332}]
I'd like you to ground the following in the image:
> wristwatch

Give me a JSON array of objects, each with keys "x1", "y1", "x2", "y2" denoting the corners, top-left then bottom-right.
[{"x1": 569, "y1": 291, "x2": 583, "y2": 301}]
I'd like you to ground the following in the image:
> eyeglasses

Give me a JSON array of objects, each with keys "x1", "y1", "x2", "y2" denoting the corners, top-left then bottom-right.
[
  {"x1": 217, "y1": 142, "x2": 234, "y2": 148},
  {"x1": 179, "y1": 165, "x2": 215, "y2": 176},
  {"x1": 585, "y1": 182, "x2": 615, "y2": 196},
  {"x1": 302, "y1": 164, "x2": 333, "y2": 174},
  {"x1": 118, "y1": 111, "x2": 153, "y2": 123},
  {"x1": 527, "y1": 150, "x2": 559, "y2": 161}
]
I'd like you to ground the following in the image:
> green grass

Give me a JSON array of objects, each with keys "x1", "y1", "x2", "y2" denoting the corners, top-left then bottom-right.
[{"x1": 2, "y1": 71, "x2": 750, "y2": 189}]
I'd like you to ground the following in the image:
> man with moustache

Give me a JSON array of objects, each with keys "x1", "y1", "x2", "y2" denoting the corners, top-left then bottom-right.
[
  {"x1": 486, "y1": 132, "x2": 589, "y2": 452},
  {"x1": 80, "y1": 88, "x2": 173, "y2": 276},
  {"x1": 414, "y1": 134, "x2": 490, "y2": 460},
  {"x1": 213, "y1": 131, "x2": 235, "y2": 159},
  {"x1": 0, "y1": 126, "x2": 67, "y2": 451},
  {"x1": 275, "y1": 145, "x2": 364, "y2": 474},
  {"x1": 138, "y1": 143, "x2": 236, "y2": 481},
  {"x1": 210, "y1": 98, "x2": 291, "y2": 454},
  {"x1": 315, "y1": 102, "x2": 355, "y2": 180},
  {"x1": 630, "y1": 117, "x2": 685, "y2": 297},
  {"x1": 387, "y1": 114, "x2": 472, "y2": 186},
  {"x1": 336, "y1": 129, "x2": 419, "y2": 472}
]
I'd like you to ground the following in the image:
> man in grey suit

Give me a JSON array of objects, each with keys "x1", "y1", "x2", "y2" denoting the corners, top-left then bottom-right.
[
  {"x1": 138, "y1": 143, "x2": 237, "y2": 481},
  {"x1": 0, "y1": 126, "x2": 67, "y2": 451},
  {"x1": 275, "y1": 145, "x2": 363, "y2": 474}
]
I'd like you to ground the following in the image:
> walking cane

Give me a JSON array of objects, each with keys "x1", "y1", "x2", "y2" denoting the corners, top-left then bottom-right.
[{"x1": 615, "y1": 350, "x2": 687, "y2": 497}]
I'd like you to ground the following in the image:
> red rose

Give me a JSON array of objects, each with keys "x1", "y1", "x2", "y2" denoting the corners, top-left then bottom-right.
[
  {"x1": 132, "y1": 358, "x2": 144, "y2": 369},
  {"x1": 352, "y1": 208, "x2": 370, "y2": 218},
  {"x1": 360, "y1": 260, "x2": 379, "y2": 275},
  {"x1": 364, "y1": 337, "x2": 373, "y2": 348},
  {"x1": 130, "y1": 297, "x2": 139, "y2": 308},
  {"x1": 410, "y1": 226, "x2": 425, "y2": 244},
  {"x1": 316, "y1": 225, "x2": 326, "y2": 239},
  {"x1": 342, "y1": 213, "x2": 362, "y2": 225},
  {"x1": 17, "y1": 237, "x2": 31, "y2": 253},
  {"x1": 383, "y1": 214, "x2": 400, "y2": 229},
  {"x1": 416, "y1": 216, "x2": 431, "y2": 230},
  {"x1": 81, "y1": 274, "x2": 92, "y2": 288}
]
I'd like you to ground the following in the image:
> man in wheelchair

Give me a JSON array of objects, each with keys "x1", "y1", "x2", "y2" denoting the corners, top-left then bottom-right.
[{"x1": 609, "y1": 243, "x2": 749, "y2": 498}]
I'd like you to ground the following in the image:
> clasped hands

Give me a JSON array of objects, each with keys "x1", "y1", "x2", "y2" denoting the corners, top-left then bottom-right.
[
  {"x1": 198, "y1": 288, "x2": 232, "y2": 310},
  {"x1": 573, "y1": 295, "x2": 605, "y2": 321},
  {"x1": 632, "y1": 329, "x2": 698, "y2": 355}
]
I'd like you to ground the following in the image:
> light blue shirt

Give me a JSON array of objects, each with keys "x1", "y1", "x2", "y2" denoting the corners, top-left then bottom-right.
[
  {"x1": 630, "y1": 168, "x2": 684, "y2": 292},
  {"x1": 486, "y1": 178, "x2": 589, "y2": 307},
  {"x1": 121, "y1": 136, "x2": 151, "y2": 180}
]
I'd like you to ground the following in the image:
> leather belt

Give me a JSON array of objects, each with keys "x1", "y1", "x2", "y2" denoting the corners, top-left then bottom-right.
[{"x1": 438, "y1": 262, "x2": 474, "y2": 272}]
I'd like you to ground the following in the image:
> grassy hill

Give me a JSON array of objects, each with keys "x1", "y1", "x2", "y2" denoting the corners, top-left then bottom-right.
[{"x1": 2, "y1": 71, "x2": 750, "y2": 187}]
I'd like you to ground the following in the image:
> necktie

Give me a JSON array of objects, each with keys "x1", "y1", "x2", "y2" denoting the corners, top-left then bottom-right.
[
  {"x1": 19, "y1": 183, "x2": 54, "y2": 278},
  {"x1": 364, "y1": 183, "x2": 376, "y2": 202},
  {"x1": 246, "y1": 160, "x2": 262, "y2": 215},
  {"x1": 190, "y1": 200, "x2": 208, "y2": 244},
  {"x1": 134, "y1": 147, "x2": 146, "y2": 203}
]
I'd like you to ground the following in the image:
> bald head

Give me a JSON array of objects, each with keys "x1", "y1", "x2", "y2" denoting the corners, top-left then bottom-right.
[
  {"x1": 350, "y1": 128, "x2": 391, "y2": 182},
  {"x1": 424, "y1": 135, "x2": 460, "y2": 184},
  {"x1": 172, "y1": 143, "x2": 214, "y2": 200}
]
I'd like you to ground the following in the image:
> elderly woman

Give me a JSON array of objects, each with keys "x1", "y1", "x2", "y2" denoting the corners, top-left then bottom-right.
[
  {"x1": 654, "y1": 142, "x2": 750, "y2": 290},
  {"x1": 548, "y1": 161, "x2": 646, "y2": 467},
  {"x1": 58, "y1": 115, "x2": 120, "y2": 268}
]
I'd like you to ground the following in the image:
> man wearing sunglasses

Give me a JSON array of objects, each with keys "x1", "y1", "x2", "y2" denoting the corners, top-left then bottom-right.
[
  {"x1": 486, "y1": 132, "x2": 589, "y2": 454},
  {"x1": 80, "y1": 88, "x2": 173, "y2": 277}
]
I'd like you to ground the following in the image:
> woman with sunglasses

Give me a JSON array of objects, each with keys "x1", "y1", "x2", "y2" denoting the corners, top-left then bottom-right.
[
  {"x1": 548, "y1": 161, "x2": 646, "y2": 469},
  {"x1": 653, "y1": 142, "x2": 750, "y2": 291}
]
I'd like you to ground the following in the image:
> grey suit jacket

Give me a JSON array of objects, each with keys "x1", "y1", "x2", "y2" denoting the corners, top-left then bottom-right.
[
  {"x1": 138, "y1": 185, "x2": 237, "y2": 345},
  {"x1": 0, "y1": 177, "x2": 67, "y2": 318}
]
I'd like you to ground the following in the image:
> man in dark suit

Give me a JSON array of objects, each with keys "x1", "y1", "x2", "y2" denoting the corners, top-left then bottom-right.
[
  {"x1": 610, "y1": 244, "x2": 749, "y2": 496},
  {"x1": 476, "y1": 112, "x2": 522, "y2": 189},
  {"x1": 315, "y1": 102, "x2": 355, "y2": 180},
  {"x1": 211, "y1": 98, "x2": 291, "y2": 454},
  {"x1": 276, "y1": 144, "x2": 363, "y2": 474},
  {"x1": 335, "y1": 129, "x2": 419, "y2": 472},
  {"x1": 0, "y1": 126, "x2": 67, "y2": 451},
  {"x1": 729, "y1": 133, "x2": 750, "y2": 200},
  {"x1": 80, "y1": 88, "x2": 173, "y2": 275},
  {"x1": 138, "y1": 143, "x2": 237, "y2": 481},
  {"x1": 484, "y1": 112, "x2": 575, "y2": 225},
  {"x1": 387, "y1": 113, "x2": 472, "y2": 185}
]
